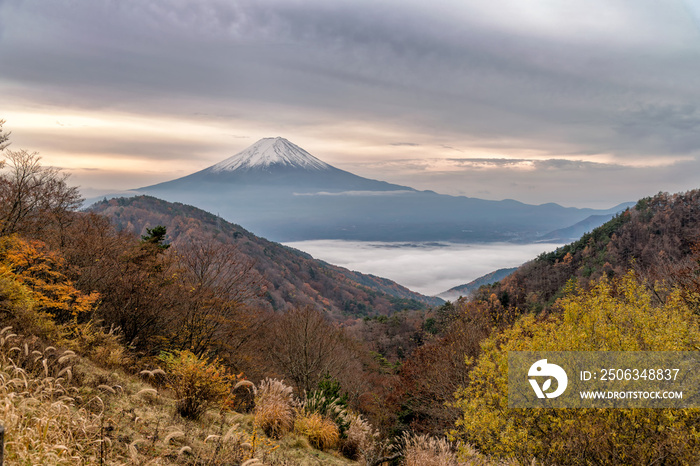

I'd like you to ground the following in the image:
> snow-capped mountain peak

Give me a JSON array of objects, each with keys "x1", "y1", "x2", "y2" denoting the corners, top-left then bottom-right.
[{"x1": 209, "y1": 137, "x2": 332, "y2": 172}]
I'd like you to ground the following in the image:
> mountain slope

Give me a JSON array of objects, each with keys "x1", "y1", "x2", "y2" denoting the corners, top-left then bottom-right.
[
  {"x1": 134, "y1": 138, "x2": 629, "y2": 243},
  {"x1": 537, "y1": 213, "x2": 624, "y2": 242},
  {"x1": 89, "y1": 196, "x2": 443, "y2": 318},
  {"x1": 473, "y1": 189, "x2": 700, "y2": 313},
  {"x1": 144, "y1": 137, "x2": 410, "y2": 193},
  {"x1": 437, "y1": 267, "x2": 518, "y2": 301},
  {"x1": 209, "y1": 137, "x2": 333, "y2": 172}
]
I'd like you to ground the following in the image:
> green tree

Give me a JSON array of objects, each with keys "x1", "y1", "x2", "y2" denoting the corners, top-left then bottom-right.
[
  {"x1": 140, "y1": 225, "x2": 170, "y2": 250},
  {"x1": 317, "y1": 373, "x2": 349, "y2": 409}
]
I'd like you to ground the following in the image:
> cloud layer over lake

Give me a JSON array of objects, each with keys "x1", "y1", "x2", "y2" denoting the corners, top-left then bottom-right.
[{"x1": 284, "y1": 240, "x2": 563, "y2": 296}]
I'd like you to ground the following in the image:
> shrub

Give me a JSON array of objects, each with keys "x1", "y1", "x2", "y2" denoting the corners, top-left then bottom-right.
[
  {"x1": 316, "y1": 373, "x2": 349, "y2": 409},
  {"x1": 0, "y1": 235, "x2": 99, "y2": 342},
  {"x1": 158, "y1": 350, "x2": 233, "y2": 420},
  {"x1": 254, "y1": 378, "x2": 294, "y2": 438},
  {"x1": 0, "y1": 272, "x2": 61, "y2": 342},
  {"x1": 0, "y1": 235, "x2": 98, "y2": 323},
  {"x1": 294, "y1": 411, "x2": 340, "y2": 450},
  {"x1": 62, "y1": 320, "x2": 128, "y2": 369}
]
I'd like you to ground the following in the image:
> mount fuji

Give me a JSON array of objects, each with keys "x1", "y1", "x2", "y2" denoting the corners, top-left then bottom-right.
[
  {"x1": 209, "y1": 137, "x2": 333, "y2": 172},
  {"x1": 135, "y1": 137, "x2": 631, "y2": 242},
  {"x1": 152, "y1": 137, "x2": 411, "y2": 193}
]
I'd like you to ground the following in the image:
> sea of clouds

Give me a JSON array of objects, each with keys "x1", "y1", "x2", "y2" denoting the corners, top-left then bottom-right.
[{"x1": 283, "y1": 240, "x2": 564, "y2": 297}]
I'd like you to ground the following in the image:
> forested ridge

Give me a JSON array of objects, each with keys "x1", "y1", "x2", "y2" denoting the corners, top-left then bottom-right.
[
  {"x1": 1, "y1": 118, "x2": 700, "y2": 464},
  {"x1": 88, "y1": 195, "x2": 442, "y2": 317},
  {"x1": 475, "y1": 190, "x2": 700, "y2": 314}
]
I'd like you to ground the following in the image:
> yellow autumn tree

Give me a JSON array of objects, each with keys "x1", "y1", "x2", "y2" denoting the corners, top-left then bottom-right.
[
  {"x1": 451, "y1": 272, "x2": 700, "y2": 465},
  {"x1": 0, "y1": 235, "x2": 99, "y2": 343},
  {"x1": 0, "y1": 235, "x2": 98, "y2": 322}
]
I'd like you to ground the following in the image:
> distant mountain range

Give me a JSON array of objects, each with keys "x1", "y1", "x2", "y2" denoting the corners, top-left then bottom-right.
[{"x1": 116, "y1": 137, "x2": 633, "y2": 243}]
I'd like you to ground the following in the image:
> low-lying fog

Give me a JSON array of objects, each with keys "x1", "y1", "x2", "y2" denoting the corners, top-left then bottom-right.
[{"x1": 283, "y1": 240, "x2": 564, "y2": 297}]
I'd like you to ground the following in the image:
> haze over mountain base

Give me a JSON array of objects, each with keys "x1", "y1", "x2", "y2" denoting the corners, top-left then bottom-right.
[{"x1": 283, "y1": 240, "x2": 561, "y2": 297}]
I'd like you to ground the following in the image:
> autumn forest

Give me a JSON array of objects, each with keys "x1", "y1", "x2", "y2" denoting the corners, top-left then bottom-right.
[{"x1": 1, "y1": 119, "x2": 700, "y2": 465}]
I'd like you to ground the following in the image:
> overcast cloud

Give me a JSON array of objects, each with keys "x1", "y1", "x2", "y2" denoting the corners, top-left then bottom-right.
[{"x1": 1, "y1": 0, "x2": 699, "y2": 207}]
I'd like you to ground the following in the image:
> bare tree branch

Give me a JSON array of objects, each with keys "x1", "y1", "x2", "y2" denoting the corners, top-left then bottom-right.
[
  {"x1": 0, "y1": 149, "x2": 82, "y2": 238},
  {"x1": 0, "y1": 119, "x2": 10, "y2": 151},
  {"x1": 266, "y1": 306, "x2": 354, "y2": 393}
]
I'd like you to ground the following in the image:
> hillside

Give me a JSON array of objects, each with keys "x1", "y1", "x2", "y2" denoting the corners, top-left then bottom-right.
[
  {"x1": 536, "y1": 212, "x2": 622, "y2": 242},
  {"x1": 88, "y1": 196, "x2": 443, "y2": 317},
  {"x1": 437, "y1": 267, "x2": 518, "y2": 301},
  {"x1": 475, "y1": 190, "x2": 700, "y2": 313}
]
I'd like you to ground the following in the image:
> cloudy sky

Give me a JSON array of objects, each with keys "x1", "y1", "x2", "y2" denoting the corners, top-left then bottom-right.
[{"x1": 1, "y1": 0, "x2": 700, "y2": 208}]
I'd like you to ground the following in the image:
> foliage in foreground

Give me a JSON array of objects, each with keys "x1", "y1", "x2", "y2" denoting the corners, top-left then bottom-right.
[
  {"x1": 294, "y1": 411, "x2": 340, "y2": 450},
  {"x1": 255, "y1": 378, "x2": 296, "y2": 439},
  {"x1": 452, "y1": 273, "x2": 700, "y2": 465},
  {"x1": 158, "y1": 349, "x2": 235, "y2": 420},
  {"x1": 401, "y1": 432, "x2": 461, "y2": 466},
  {"x1": 0, "y1": 327, "x2": 97, "y2": 465},
  {"x1": 0, "y1": 217, "x2": 358, "y2": 464},
  {"x1": 0, "y1": 322, "x2": 357, "y2": 465}
]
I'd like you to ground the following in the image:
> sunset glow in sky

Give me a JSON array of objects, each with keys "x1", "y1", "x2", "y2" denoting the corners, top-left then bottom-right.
[{"x1": 2, "y1": 0, "x2": 700, "y2": 207}]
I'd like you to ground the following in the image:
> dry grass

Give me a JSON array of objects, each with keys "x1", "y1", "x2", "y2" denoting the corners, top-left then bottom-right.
[
  {"x1": 399, "y1": 434, "x2": 524, "y2": 466},
  {"x1": 0, "y1": 327, "x2": 284, "y2": 465},
  {"x1": 0, "y1": 329, "x2": 355, "y2": 465},
  {"x1": 265, "y1": 434, "x2": 359, "y2": 465},
  {"x1": 0, "y1": 327, "x2": 111, "y2": 465},
  {"x1": 294, "y1": 411, "x2": 340, "y2": 450},
  {"x1": 62, "y1": 320, "x2": 130, "y2": 370},
  {"x1": 254, "y1": 378, "x2": 295, "y2": 438},
  {"x1": 401, "y1": 432, "x2": 460, "y2": 466},
  {"x1": 0, "y1": 325, "x2": 517, "y2": 466},
  {"x1": 342, "y1": 412, "x2": 378, "y2": 461},
  {"x1": 0, "y1": 324, "x2": 520, "y2": 466}
]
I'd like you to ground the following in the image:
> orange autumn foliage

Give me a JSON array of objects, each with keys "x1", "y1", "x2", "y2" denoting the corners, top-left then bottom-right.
[{"x1": 0, "y1": 235, "x2": 98, "y2": 322}]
